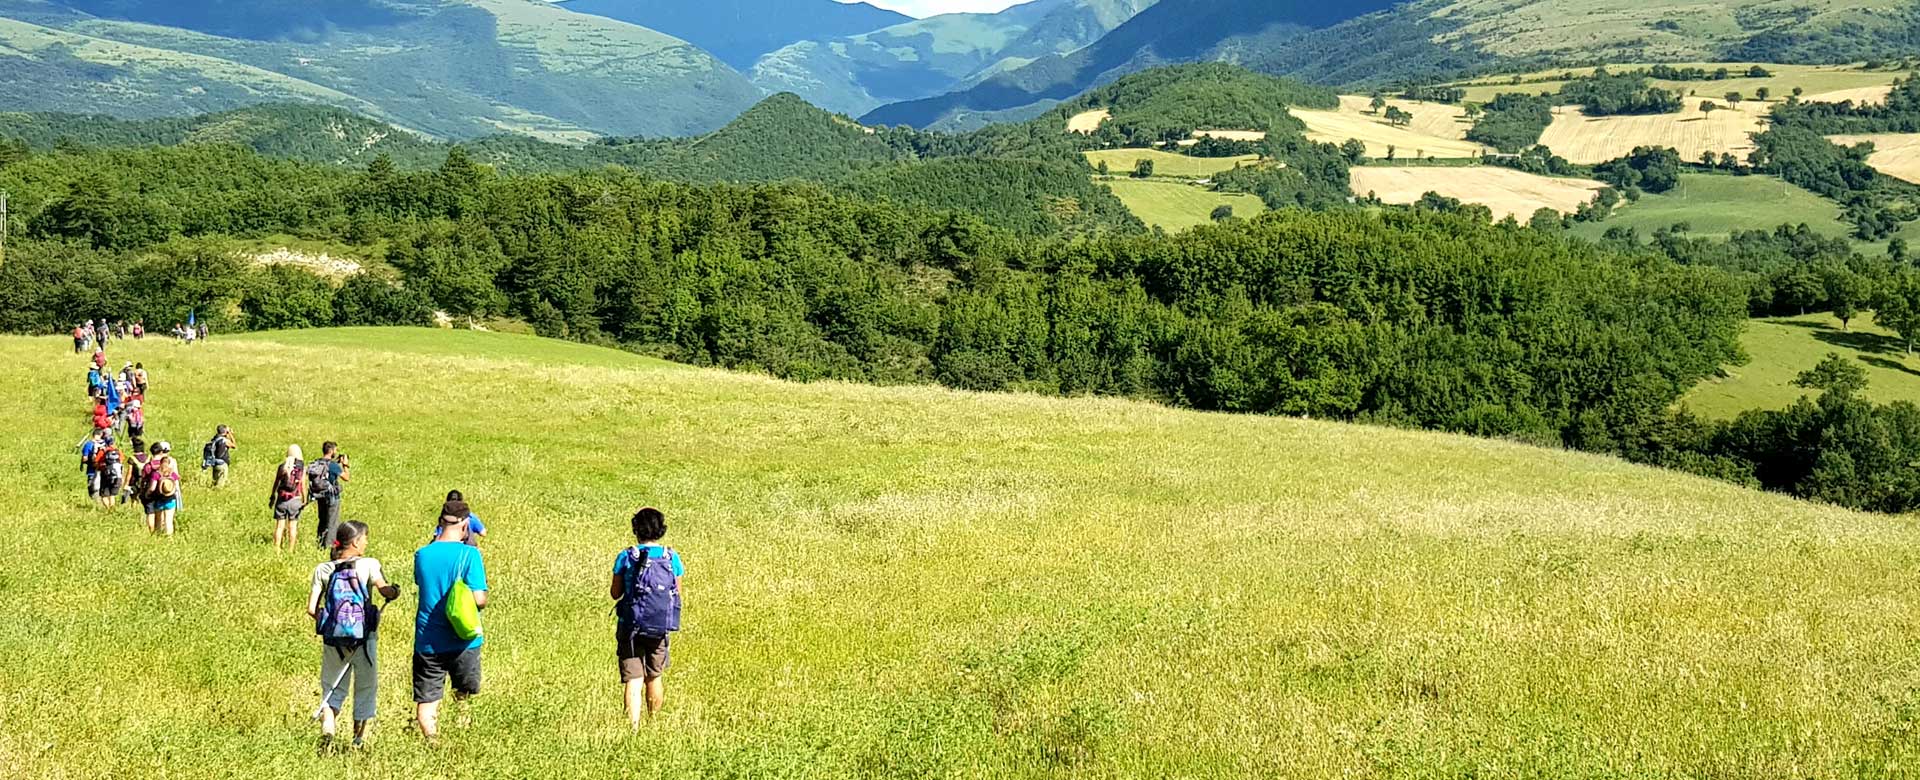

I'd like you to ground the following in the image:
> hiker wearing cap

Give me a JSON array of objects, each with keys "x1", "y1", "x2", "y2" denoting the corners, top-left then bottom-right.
[
  {"x1": 428, "y1": 490, "x2": 487, "y2": 546},
  {"x1": 610, "y1": 507, "x2": 684, "y2": 727},
  {"x1": 309, "y1": 521, "x2": 400, "y2": 751},
  {"x1": 309, "y1": 442, "x2": 349, "y2": 550},
  {"x1": 270, "y1": 445, "x2": 308, "y2": 553},
  {"x1": 412, "y1": 501, "x2": 488, "y2": 742},
  {"x1": 139, "y1": 441, "x2": 183, "y2": 536}
]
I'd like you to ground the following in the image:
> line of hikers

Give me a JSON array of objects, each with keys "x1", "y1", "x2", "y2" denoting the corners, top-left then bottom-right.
[
  {"x1": 308, "y1": 504, "x2": 683, "y2": 748},
  {"x1": 71, "y1": 319, "x2": 143, "y2": 353}
]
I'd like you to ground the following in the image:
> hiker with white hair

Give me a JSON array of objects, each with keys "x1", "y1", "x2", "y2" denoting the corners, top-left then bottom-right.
[{"x1": 270, "y1": 444, "x2": 308, "y2": 553}]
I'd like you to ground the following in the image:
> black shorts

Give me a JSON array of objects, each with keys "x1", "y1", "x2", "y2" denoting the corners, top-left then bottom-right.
[
  {"x1": 617, "y1": 632, "x2": 670, "y2": 682},
  {"x1": 412, "y1": 647, "x2": 482, "y2": 703}
]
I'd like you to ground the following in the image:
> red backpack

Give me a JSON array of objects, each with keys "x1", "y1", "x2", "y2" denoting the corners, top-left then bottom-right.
[{"x1": 277, "y1": 462, "x2": 305, "y2": 501}]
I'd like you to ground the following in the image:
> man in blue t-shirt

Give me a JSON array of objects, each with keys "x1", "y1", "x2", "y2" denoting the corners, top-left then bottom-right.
[
  {"x1": 428, "y1": 489, "x2": 488, "y2": 545},
  {"x1": 412, "y1": 501, "x2": 488, "y2": 741}
]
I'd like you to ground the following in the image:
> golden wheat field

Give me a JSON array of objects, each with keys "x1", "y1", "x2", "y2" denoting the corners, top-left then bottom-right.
[
  {"x1": 1065, "y1": 109, "x2": 1110, "y2": 134},
  {"x1": 1349, "y1": 166, "x2": 1607, "y2": 219},
  {"x1": 1537, "y1": 101, "x2": 1767, "y2": 164},
  {"x1": 1293, "y1": 96, "x2": 1490, "y2": 159},
  {"x1": 1828, "y1": 133, "x2": 1920, "y2": 183}
]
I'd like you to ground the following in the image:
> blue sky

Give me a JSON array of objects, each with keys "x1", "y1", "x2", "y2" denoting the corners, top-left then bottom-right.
[{"x1": 841, "y1": 0, "x2": 1031, "y2": 17}]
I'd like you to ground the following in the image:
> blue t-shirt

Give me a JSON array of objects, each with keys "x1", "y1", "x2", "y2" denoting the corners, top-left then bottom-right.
[
  {"x1": 427, "y1": 513, "x2": 487, "y2": 544},
  {"x1": 613, "y1": 544, "x2": 685, "y2": 590},
  {"x1": 81, "y1": 439, "x2": 98, "y2": 474},
  {"x1": 413, "y1": 541, "x2": 488, "y2": 654}
]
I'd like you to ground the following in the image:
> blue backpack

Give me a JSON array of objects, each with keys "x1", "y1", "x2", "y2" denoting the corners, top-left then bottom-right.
[
  {"x1": 315, "y1": 561, "x2": 370, "y2": 647},
  {"x1": 619, "y1": 546, "x2": 681, "y2": 638}
]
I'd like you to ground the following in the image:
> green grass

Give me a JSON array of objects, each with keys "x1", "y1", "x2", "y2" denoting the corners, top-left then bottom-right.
[
  {"x1": 1684, "y1": 312, "x2": 1920, "y2": 418},
  {"x1": 1570, "y1": 174, "x2": 1853, "y2": 243},
  {"x1": 1081, "y1": 148, "x2": 1258, "y2": 178},
  {"x1": 5, "y1": 328, "x2": 1920, "y2": 777},
  {"x1": 1450, "y1": 61, "x2": 1906, "y2": 103},
  {"x1": 1101, "y1": 178, "x2": 1266, "y2": 232}
]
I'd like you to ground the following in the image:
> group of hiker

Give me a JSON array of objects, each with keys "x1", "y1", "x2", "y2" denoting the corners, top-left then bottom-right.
[
  {"x1": 70, "y1": 319, "x2": 143, "y2": 353},
  {"x1": 306, "y1": 502, "x2": 683, "y2": 747},
  {"x1": 66, "y1": 336, "x2": 686, "y2": 749}
]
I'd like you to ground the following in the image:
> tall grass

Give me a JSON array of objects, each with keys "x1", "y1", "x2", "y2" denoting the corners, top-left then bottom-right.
[{"x1": 1, "y1": 328, "x2": 1918, "y2": 778}]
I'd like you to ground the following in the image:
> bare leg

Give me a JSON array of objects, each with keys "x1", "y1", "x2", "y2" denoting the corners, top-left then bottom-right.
[
  {"x1": 145, "y1": 510, "x2": 158, "y2": 533},
  {"x1": 160, "y1": 509, "x2": 175, "y2": 537},
  {"x1": 645, "y1": 676, "x2": 664, "y2": 715},
  {"x1": 416, "y1": 700, "x2": 441, "y2": 740},
  {"x1": 273, "y1": 520, "x2": 287, "y2": 551},
  {"x1": 624, "y1": 679, "x2": 645, "y2": 729}
]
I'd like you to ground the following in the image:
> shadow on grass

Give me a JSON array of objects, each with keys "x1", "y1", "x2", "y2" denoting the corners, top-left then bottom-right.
[
  {"x1": 1861, "y1": 355, "x2": 1920, "y2": 378},
  {"x1": 1813, "y1": 328, "x2": 1905, "y2": 355}
]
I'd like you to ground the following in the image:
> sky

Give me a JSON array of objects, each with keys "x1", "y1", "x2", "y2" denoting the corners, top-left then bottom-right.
[{"x1": 839, "y1": 0, "x2": 1032, "y2": 17}]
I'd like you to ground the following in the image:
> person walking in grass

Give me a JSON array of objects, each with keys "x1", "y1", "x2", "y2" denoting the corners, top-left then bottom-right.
[
  {"x1": 79, "y1": 428, "x2": 104, "y2": 501},
  {"x1": 124, "y1": 397, "x2": 145, "y2": 451},
  {"x1": 309, "y1": 442, "x2": 349, "y2": 550},
  {"x1": 203, "y1": 425, "x2": 235, "y2": 487},
  {"x1": 412, "y1": 501, "x2": 488, "y2": 742},
  {"x1": 309, "y1": 521, "x2": 400, "y2": 750},
  {"x1": 429, "y1": 490, "x2": 488, "y2": 546},
  {"x1": 124, "y1": 447, "x2": 151, "y2": 508},
  {"x1": 140, "y1": 441, "x2": 182, "y2": 536},
  {"x1": 92, "y1": 433, "x2": 124, "y2": 511},
  {"x1": 133, "y1": 362, "x2": 148, "y2": 397},
  {"x1": 610, "y1": 507, "x2": 684, "y2": 727},
  {"x1": 270, "y1": 445, "x2": 307, "y2": 553}
]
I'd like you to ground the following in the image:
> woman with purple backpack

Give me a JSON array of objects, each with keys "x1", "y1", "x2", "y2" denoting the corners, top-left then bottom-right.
[
  {"x1": 609, "y1": 507, "x2": 684, "y2": 728},
  {"x1": 308, "y1": 521, "x2": 400, "y2": 750}
]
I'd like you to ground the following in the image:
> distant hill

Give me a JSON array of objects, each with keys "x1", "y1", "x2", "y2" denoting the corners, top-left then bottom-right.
[
  {"x1": 558, "y1": 0, "x2": 911, "y2": 69},
  {"x1": 752, "y1": 0, "x2": 1155, "y2": 116},
  {"x1": 632, "y1": 93, "x2": 913, "y2": 182},
  {"x1": 0, "y1": 103, "x2": 445, "y2": 165},
  {"x1": 866, "y1": 0, "x2": 1920, "y2": 129},
  {"x1": 0, "y1": 0, "x2": 766, "y2": 139},
  {"x1": 862, "y1": 0, "x2": 1402, "y2": 128}
]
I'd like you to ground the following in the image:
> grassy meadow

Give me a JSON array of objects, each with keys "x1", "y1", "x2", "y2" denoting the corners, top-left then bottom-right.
[
  {"x1": 1570, "y1": 174, "x2": 1852, "y2": 242},
  {"x1": 1684, "y1": 312, "x2": 1920, "y2": 418},
  {"x1": 1081, "y1": 148, "x2": 1257, "y2": 178},
  {"x1": 1101, "y1": 178, "x2": 1266, "y2": 232},
  {"x1": 4, "y1": 328, "x2": 1920, "y2": 777}
]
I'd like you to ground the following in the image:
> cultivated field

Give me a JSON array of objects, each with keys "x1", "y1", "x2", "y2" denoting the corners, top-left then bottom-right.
[
  {"x1": 4, "y1": 329, "x2": 1920, "y2": 777},
  {"x1": 1293, "y1": 96, "x2": 1490, "y2": 159},
  {"x1": 1684, "y1": 312, "x2": 1920, "y2": 418},
  {"x1": 1568, "y1": 174, "x2": 1851, "y2": 243},
  {"x1": 1450, "y1": 63, "x2": 1904, "y2": 104},
  {"x1": 1101, "y1": 178, "x2": 1267, "y2": 232},
  {"x1": 1828, "y1": 133, "x2": 1920, "y2": 184},
  {"x1": 1350, "y1": 166, "x2": 1607, "y2": 219},
  {"x1": 1066, "y1": 108, "x2": 1110, "y2": 134},
  {"x1": 1537, "y1": 100, "x2": 1767, "y2": 164},
  {"x1": 1805, "y1": 85, "x2": 1895, "y2": 105},
  {"x1": 1082, "y1": 148, "x2": 1259, "y2": 178}
]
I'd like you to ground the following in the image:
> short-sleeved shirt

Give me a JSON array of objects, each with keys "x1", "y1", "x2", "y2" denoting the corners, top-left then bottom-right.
[
  {"x1": 310, "y1": 557, "x2": 386, "y2": 632},
  {"x1": 211, "y1": 437, "x2": 232, "y2": 463},
  {"x1": 80, "y1": 439, "x2": 99, "y2": 473},
  {"x1": 427, "y1": 513, "x2": 487, "y2": 545},
  {"x1": 413, "y1": 541, "x2": 487, "y2": 654}
]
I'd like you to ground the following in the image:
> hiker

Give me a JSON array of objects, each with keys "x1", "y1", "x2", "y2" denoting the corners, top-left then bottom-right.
[
  {"x1": 124, "y1": 397, "x2": 145, "y2": 446},
  {"x1": 79, "y1": 429, "x2": 104, "y2": 500},
  {"x1": 92, "y1": 349, "x2": 107, "y2": 370},
  {"x1": 133, "y1": 362, "x2": 149, "y2": 397},
  {"x1": 203, "y1": 425, "x2": 235, "y2": 487},
  {"x1": 140, "y1": 441, "x2": 182, "y2": 536},
  {"x1": 308, "y1": 521, "x2": 400, "y2": 750},
  {"x1": 72, "y1": 324, "x2": 85, "y2": 353},
  {"x1": 133, "y1": 321, "x2": 144, "y2": 340},
  {"x1": 89, "y1": 397, "x2": 111, "y2": 434},
  {"x1": 124, "y1": 447, "x2": 151, "y2": 507},
  {"x1": 611, "y1": 507, "x2": 684, "y2": 726},
  {"x1": 430, "y1": 490, "x2": 488, "y2": 546},
  {"x1": 309, "y1": 442, "x2": 350, "y2": 550},
  {"x1": 92, "y1": 434, "x2": 124, "y2": 511},
  {"x1": 85, "y1": 363, "x2": 105, "y2": 398},
  {"x1": 412, "y1": 501, "x2": 488, "y2": 742},
  {"x1": 198, "y1": 322, "x2": 209, "y2": 341},
  {"x1": 270, "y1": 445, "x2": 307, "y2": 553}
]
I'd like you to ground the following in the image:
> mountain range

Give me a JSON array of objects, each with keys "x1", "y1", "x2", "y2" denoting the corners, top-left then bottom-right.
[{"x1": 0, "y1": 0, "x2": 1917, "y2": 141}]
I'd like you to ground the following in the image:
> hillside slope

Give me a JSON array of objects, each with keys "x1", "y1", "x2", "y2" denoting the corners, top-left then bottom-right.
[
  {"x1": 3, "y1": 327, "x2": 1917, "y2": 777},
  {"x1": 558, "y1": 0, "x2": 910, "y2": 69},
  {"x1": 0, "y1": 0, "x2": 766, "y2": 139},
  {"x1": 750, "y1": 0, "x2": 1155, "y2": 116},
  {"x1": 867, "y1": 0, "x2": 1920, "y2": 129}
]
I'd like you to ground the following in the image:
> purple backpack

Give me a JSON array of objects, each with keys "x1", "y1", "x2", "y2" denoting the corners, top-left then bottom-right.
[
  {"x1": 315, "y1": 562, "x2": 369, "y2": 647},
  {"x1": 619, "y1": 547, "x2": 681, "y2": 638}
]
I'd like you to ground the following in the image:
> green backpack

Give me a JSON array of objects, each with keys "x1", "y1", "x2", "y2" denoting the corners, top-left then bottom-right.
[{"x1": 445, "y1": 551, "x2": 482, "y2": 640}]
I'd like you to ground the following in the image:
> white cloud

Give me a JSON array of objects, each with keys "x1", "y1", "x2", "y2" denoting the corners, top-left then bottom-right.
[{"x1": 841, "y1": 0, "x2": 1035, "y2": 18}]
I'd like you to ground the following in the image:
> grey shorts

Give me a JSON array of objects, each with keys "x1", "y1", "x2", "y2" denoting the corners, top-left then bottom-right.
[
  {"x1": 412, "y1": 647, "x2": 482, "y2": 703},
  {"x1": 274, "y1": 497, "x2": 304, "y2": 521},
  {"x1": 617, "y1": 633, "x2": 670, "y2": 682}
]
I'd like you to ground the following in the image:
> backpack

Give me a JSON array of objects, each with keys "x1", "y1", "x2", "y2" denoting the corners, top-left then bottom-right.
[
  {"x1": 315, "y1": 561, "x2": 370, "y2": 647},
  {"x1": 308, "y1": 460, "x2": 337, "y2": 498},
  {"x1": 277, "y1": 462, "x2": 305, "y2": 501},
  {"x1": 202, "y1": 438, "x2": 217, "y2": 468},
  {"x1": 156, "y1": 462, "x2": 178, "y2": 498},
  {"x1": 619, "y1": 546, "x2": 682, "y2": 639},
  {"x1": 445, "y1": 548, "x2": 483, "y2": 641},
  {"x1": 93, "y1": 445, "x2": 119, "y2": 469},
  {"x1": 140, "y1": 462, "x2": 164, "y2": 500}
]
